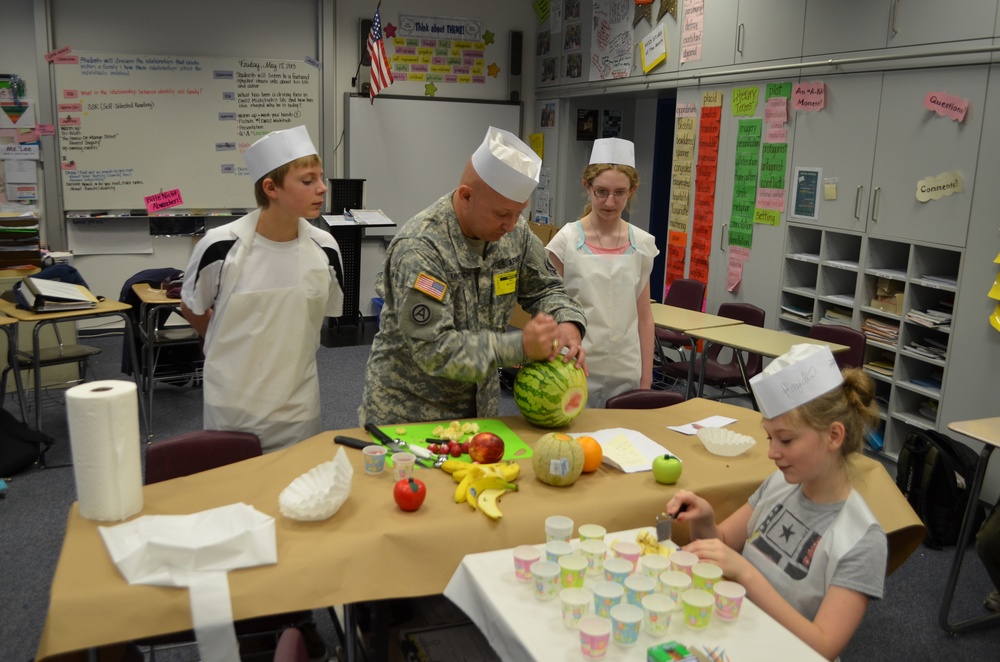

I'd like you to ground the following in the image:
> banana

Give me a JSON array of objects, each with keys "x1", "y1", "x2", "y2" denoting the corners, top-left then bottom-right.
[
  {"x1": 452, "y1": 461, "x2": 520, "y2": 484},
  {"x1": 466, "y1": 476, "x2": 518, "y2": 509},
  {"x1": 635, "y1": 530, "x2": 672, "y2": 557},
  {"x1": 453, "y1": 467, "x2": 482, "y2": 503},
  {"x1": 440, "y1": 458, "x2": 467, "y2": 474},
  {"x1": 495, "y1": 461, "x2": 521, "y2": 482},
  {"x1": 477, "y1": 488, "x2": 507, "y2": 520},
  {"x1": 452, "y1": 469, "x2": 470, "y2": 483}
]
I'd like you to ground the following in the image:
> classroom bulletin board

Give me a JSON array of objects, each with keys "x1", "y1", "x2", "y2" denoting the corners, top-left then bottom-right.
[{"x1": 52, "y1": 51, "x2": 320, "y2": 211}]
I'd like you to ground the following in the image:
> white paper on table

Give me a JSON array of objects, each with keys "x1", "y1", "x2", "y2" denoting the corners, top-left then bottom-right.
[
  {"x1": 570, "y1": 428, "x2": 674, "y2": 473},
  {"x1": 667, "y1": 415, "x2": 739, "y2": 435},
  {"x1": 99, "y1": 502, "x2": 276, "y2": 662}
]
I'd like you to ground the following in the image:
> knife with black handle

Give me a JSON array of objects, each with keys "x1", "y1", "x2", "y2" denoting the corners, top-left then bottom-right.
[{"x1": 334, "y1": 435, "x2": 379, "y2": 450}]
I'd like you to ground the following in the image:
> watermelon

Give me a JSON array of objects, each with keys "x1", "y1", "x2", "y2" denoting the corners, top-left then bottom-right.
[
  {"x1": 513, "y1": 359, "x2": 588, "y2": 428},
  {"x1": 532, "y1": 432, "x2": 585, "y2": 487}
]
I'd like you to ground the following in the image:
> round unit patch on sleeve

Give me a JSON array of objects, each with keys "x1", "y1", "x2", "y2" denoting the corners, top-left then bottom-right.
[{"x1": 411, "y1": 303, "x2": 432, "y2": 325}]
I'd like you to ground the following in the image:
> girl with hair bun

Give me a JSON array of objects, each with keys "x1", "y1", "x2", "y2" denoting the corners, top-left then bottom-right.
[{"x1": 666, "y1": 345, "x2": 887, "y2": 660}]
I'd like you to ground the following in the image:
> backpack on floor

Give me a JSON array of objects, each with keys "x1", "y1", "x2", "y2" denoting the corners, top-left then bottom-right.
[
  {"x1": 0, "y1": 408, "x2": 54, "y2": 477},
  {"x1": 895, "y1": 429, "x2": 986, "y2": 549}
]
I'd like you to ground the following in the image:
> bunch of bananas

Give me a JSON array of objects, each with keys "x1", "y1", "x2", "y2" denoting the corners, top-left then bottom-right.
[
  {"x1": 636, "y1": 529, "x2": 673, "y2": 558},
  {"x1": 441, "y1": 459, "x2": 521, "y2": 520}
]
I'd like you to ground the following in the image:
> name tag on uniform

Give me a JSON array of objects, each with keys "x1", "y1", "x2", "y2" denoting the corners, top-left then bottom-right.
[{"x1": 494, "y1": 270, "x2": 517, "y2": 295}]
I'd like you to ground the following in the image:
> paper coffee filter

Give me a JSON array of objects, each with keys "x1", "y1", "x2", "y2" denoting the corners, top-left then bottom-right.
[
  {"x1": 279, "y1": 448, "x2": 353, "y2": 521},
  {"x1": 696, "y1": 427, "x2": 757, "y2": 457}
]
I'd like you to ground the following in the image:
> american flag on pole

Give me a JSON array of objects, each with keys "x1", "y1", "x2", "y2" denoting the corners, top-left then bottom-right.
[{"x1": 367, "y1": 7, "x2": 394, "y2": 104}]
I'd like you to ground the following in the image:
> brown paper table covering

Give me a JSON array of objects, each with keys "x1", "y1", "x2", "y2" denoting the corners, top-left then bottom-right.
[{"x1": 36, "y1": 398, "x2": 923, "y2": 660}]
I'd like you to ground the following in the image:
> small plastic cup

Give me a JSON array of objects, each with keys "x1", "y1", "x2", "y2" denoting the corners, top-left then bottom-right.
[
  {"x1": 580, "y1": 539, "x2": 608, "y2": 576},
  {"x1": 391, "y1": 452, "x2": 416, "y2": 480},
  {"x1": 559, "y1": 554, "x2": 588, "y2": 588},
  {"x1": 681, "y1": 588, "x2": 714, "y2": 630},
  {"x1": 362, "y1": 445, "x2": 387, "y2": 475},
  {"x1": 669, "y1": 549, "x2": 698, "y2": 577},
  {"x1": 638, "y1": 553, "x2": 671, "y2": 590},
  {"x1": 692, "y1": 561, "x2": 724, "y2": 592},
  {"x1": 559, "y1": 587, "x2": 592, "y2": 629},
  {"x1": 641, "y1": 593, "x2": 674, "y2": 636},
  {"x1": 545, "y1": 539, "x2": 574, "y2": 563},
  {"x1": 603, "y1": 557, "x2": 632, "y2": 585},
  {"x1": 578, "y1": 523, "x2": 607, "y2": 541},
  {"x1": 578, "y1": 614, "x2": 612, "y2": 659},
  {"x1": 623, "y1": 572, "x2": 656, "y2": 607},
  {"x1": 530, "y1": 560, "x2": 561, "y2": 601},
  {"x1": 659, "y1": 570, "x2": 692, "y2": 611},
  {"x1": 609, "y1": 603, "x2": 643, "y2": 647},
  {"x1": 592, "y1": 580, "x2": 624, "y2": 618},
  {"x1": 513, "y1": 544, "x2": 541, "y2": 582},
  {"x1": 545, "y1": 515, "x2": 574, "y2": 542},
  {"x1": 713, "y1": 580, "x2": 747, "y2": 622},
  {"x1": 611, "y1": 540, "x2": 642, "y2": 570}
]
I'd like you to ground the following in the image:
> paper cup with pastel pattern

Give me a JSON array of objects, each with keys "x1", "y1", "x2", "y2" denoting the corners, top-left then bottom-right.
[
  {"x1": 669, "y1": 549, "x2": 698, "y2": 576},
  {"x1": 692, "y1": 561, "x2": 724, "y2": 592},
  {"x1": 578, "y1": 523, "x2": 607, "y2": 541},
  {"x1": 609, "y1": 603, "x2": 643, "y2": 647},
  {"x1": 545, "y1": 539, "x2": 573, "y2": 563},
  {"x1": 623, "y1": 572, "x2": 656, "y2": 607},
  {"x1": 603, "y1": 556, "x2": 633, "y2": 585},
  {"x1": 559, "y1": 587, "x2": 592, "y2": 629},
  {"x1": 612, "y1": 540, "x2": 642, "y2": 570},
  {"x1": 713, "y1": 580, "x2": 747, "y2": 622},
  {"x1": 530, "y1": 560, "x2": 561, "y2": 601},
  {"x1": 681, "y1": 588, "x2": 714, "y2": 630},
  {"x1": 660, "y1": 570, "x2": 692, "y2": 610},
  {"x1": 545, "y1": 515, "x2": 574, "y2": 542},
  {"x1": 580, "y1": 538, "x2": 608, "y2": 576},
  {"x1": 578, "y1": 614, "x2": 612, "y2": 659},
  {"x1": 559, "y1": 553, "x2": 588, "y2": 589},
  {"x1": 592, "y1": 580, "x2": 624, "y2": 618},
  {"x1": 641, "y1": 593, "x2": 674, "y2": 636},
  {"x1": 513, "y1": 544, "x2": 540, "y2": 581},
  {"x1": 638, "y1": 553, "x2": 671, "y2": 590}
]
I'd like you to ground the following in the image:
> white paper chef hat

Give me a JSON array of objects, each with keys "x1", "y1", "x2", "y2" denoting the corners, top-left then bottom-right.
[
  {"x1": 244, "y1": 125, "x2": 318, "y2": 182},
  {"x1": 749, "y1": 344, "x2": 844, "y2": 419},
  {"x1": 589, "y1": 137, "x2": 635, "y2": 167},
  {"x1": 470, "y1": 126, "x2": 542, "y2": 202}
]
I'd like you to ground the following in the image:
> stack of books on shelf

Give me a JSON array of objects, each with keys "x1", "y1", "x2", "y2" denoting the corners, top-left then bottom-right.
[
  {"x1": 918, "y1": 274, "x2": 958, "y2": 288},
  {"x1": 820, "y1": 306, "x2": 853, "y2": 326},
  {"x1": 909, "y1": 368, "x2": 943, "y2": 392},
  {"x1": 862, "y1": 317, "x2": 899, "y2": 343},
  {"x1": 905, "y1": 308, "x2": 952, "y2": 329},
  {"x1": 907, "y1": 336, "x2": 948, "y2": 361},
  {"x1": 864, "y1": 351, "x2": 895, "y2": 378},
  {"x1": 780, "y1": 303, "x2": 812, "y2": 320}
]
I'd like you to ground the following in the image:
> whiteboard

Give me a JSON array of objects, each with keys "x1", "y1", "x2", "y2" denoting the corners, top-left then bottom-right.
[
  {"x1": 345, "y1": 95, "x2": 521, "y2": 225},
  {"x1": 53, "y1": 51, "x2": 320, "y2": 211}
]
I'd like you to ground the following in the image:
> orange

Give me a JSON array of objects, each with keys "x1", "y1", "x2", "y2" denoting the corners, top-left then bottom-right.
[{"x1": 578, "y1": 435, "x2": 603, "y2": 473}]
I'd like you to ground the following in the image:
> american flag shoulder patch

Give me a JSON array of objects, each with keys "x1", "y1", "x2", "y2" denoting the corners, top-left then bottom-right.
[{"x1": 414, "y1": 272, "x2": 447, "y2": 301}]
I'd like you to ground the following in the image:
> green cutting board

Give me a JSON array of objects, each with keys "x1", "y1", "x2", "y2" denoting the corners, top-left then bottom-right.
[{"x1": 373, "y1": 419, "x2": 532, "y2": 463}]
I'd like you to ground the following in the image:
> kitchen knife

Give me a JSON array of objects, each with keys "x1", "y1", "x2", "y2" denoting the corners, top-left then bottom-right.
[
  {"x1": 334, "y1": 435, "x2": 378, "y2": 450},
  {"x1": 364, "y1": 423, "x2": 436, "y2": 460}
]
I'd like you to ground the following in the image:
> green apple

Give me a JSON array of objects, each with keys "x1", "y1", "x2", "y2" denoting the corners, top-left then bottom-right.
[{"x1": 652, "y1": 453, "x2": 683, "y2": 485}]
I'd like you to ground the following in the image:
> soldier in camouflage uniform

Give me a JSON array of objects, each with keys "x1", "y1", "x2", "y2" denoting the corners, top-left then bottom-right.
[{"x1": 359, "y1": 127, "x2": 587, "y2": 426}]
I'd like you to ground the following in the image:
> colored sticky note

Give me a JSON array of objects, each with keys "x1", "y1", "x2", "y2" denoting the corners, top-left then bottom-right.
[
  {"x1": 732, "y1": 86, "x2": 759, "y2": 117},
  {"x1": 924, "y1": 91, "x2": 969, "y2": 122},
  {"x1": 144, "y1": 188, "x2": 184, "y2": 213},
  {"x1": 793, "y1": 81, "x2": 825, "y2": 112},
  {"x1": 754, "y1": 208, "x2": 780, "y2": 226}
]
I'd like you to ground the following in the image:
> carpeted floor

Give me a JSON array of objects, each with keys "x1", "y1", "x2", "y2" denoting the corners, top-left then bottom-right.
[{"x1": 1, "y1": 331, "x2": 997, "y2": 661}]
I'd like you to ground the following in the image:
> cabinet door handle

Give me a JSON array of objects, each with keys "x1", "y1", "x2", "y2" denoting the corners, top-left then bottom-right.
[
  {"x1": 720, "y1": 224, "x2": 728, "y2": 251},
  {"x1": 871, "y1": 187, "x2": 881, "y2": 222},
  {"x1": 891, "y1": 0, "x2": 900, "y2": 36},
  {"x1": 736, "y1": 23, "x2": 745, "y2": 55},
  {"x1": 854, "y1": 185, "x2": 863, "y2": 220}
]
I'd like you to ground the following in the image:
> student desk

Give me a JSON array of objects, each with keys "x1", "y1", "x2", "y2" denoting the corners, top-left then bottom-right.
[
  {"x1": 130, "y1": 284, "x2": 202, "y2": 436},
  {"x1": 0, "y1": 299, "x2": 147, "y2": 440},
  {"x1": 688, "y1": 325, "x2": 848, "y2": 411},
  {"x1": 35, "y1": 399, "x2": 923, "y2": 661},
  {"x1": 0, "y1": 315, "x2": 29, "y2": 422},
  {"x1": 940, "y1": 417, "x2": 1000, "y2": 633},
  {"x1": 445, "y1": 529, "x2": 826, "y2": 661},
  {"x1": 650, "y1": 304, "x2": 743, "y2": 397}
]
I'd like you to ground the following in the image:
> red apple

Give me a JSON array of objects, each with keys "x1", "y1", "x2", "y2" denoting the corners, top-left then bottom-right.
[{"x1": 469, "y1": 432, "x2": 505, "y2": 464}]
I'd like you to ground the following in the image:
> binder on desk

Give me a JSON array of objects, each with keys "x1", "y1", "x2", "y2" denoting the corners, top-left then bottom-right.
[
  {"x1": 20, "y1": 277, "x2": 98, "y2": 312},
  {"x1": 345, "y1": 209, "x2": 394, "y2": 226}
]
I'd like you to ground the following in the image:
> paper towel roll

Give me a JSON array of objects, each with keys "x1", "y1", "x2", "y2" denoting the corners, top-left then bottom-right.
[{"x1": 66, "y1": 380, "x2": 143, "y2": 521}]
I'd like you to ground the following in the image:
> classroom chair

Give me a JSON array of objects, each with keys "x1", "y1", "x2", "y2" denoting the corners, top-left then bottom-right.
[
  {"x1": 605, "y1": 388, "x2": 684, "y2": 409},
  {"x1": 807, "y1": 323, "x2": 867, "y2": 370},
  {"x1": 660, "y1": 302, "x2": 765, "y2": 402},
  {"x1": 653, "y1": 279, "x2": 707, "y2": 379}
]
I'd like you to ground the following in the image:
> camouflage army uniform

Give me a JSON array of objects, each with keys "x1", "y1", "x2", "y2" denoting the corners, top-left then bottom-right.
[{"x1": 359, "y1": 192, "x2": 586, "y2": 426}]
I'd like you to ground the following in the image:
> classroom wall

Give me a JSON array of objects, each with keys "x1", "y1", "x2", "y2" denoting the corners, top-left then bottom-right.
[{"x1": 1, "y1": 0, "x2": 538, "y2": 314}]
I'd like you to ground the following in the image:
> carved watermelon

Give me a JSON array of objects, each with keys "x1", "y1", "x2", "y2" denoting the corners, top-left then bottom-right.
[
  {"x1": 532, "y1": 432, "x2": 585, "y2": 487},
  {"x1": 513, "y1": 360, "x2": 588, "y2": 428}
]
